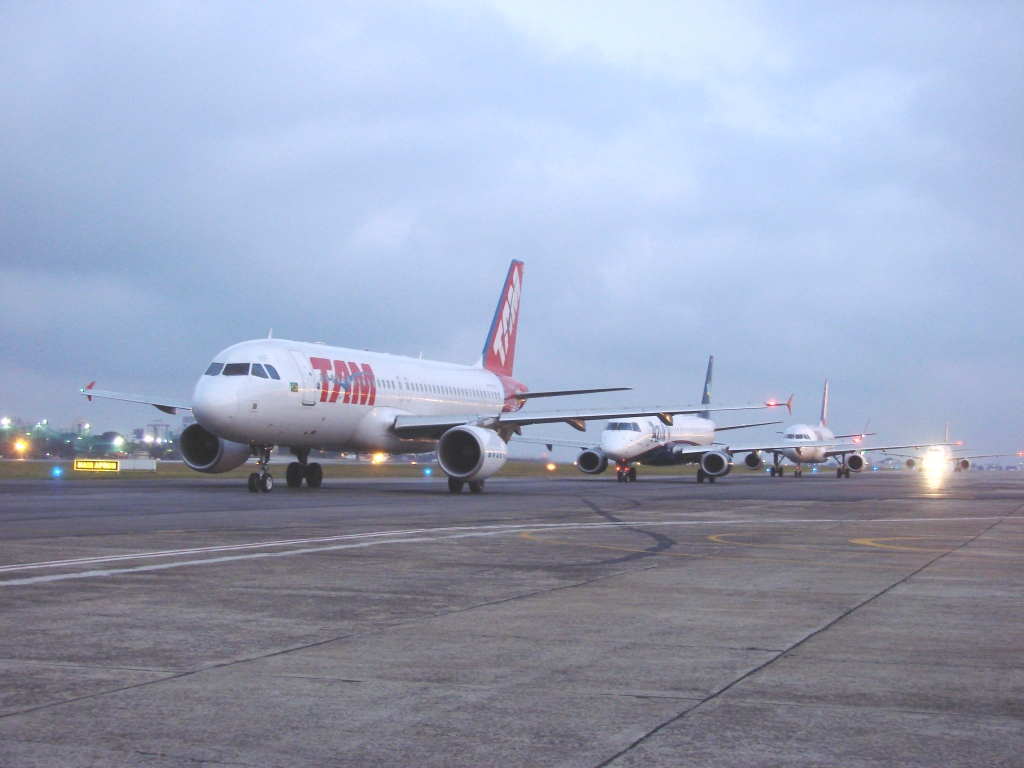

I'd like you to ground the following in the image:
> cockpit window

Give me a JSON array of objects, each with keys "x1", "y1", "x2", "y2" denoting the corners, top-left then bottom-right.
[
  {"x1": 251, "y1": 364, "x2": 268, "y2": 379},
  {"x1": 265, "y1": 364, "x2": 280, "y2": 380},
  {"x1": 205, "y1": 363, "x2": 224, "y2": 376},
  {"x1": 222, "y1": 363, "x2": 249, "y2": 376},
  {"x1": 607, "y1": 422, "x2": 642, "y2": 432}
]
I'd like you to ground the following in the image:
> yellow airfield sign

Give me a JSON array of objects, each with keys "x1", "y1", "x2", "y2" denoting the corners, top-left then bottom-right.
[{"x1": 73, "y1": 459, "x2": 119, "y2": 472}]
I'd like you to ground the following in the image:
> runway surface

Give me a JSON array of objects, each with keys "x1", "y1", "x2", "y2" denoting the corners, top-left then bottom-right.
[{"x1": 1, "y1": 471, "x2": 1022, "y2": 767}]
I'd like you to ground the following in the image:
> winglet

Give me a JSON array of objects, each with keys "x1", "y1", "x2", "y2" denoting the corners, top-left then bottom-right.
[
  {"x1": 699, "y1": 355, "x2": 713, "y2": 419},
  {"x1": 482, "y1": 260, "x2": 524, "y2": 378},
  {"x1": 84, "y1": 381, "x2": 96, "y2": 402},
  {"x1": 764, "y1": 394, "x2": 793, "y2": 415},
  {"x1": 786, "y1": 394, "x2": 793, "y2": 415}
]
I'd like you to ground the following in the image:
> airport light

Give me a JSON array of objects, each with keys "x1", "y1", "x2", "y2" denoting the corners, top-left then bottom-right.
[
  {"x1": 546, "y1": 462, "x2": 557, "y2": 472},
  {"x1": 423, "y1": 467, "x2": 432, "y2": 477},
  {"x1": 113, "y1": 436, "x2": 124, "y2": 447},
  {"x1": 0, "y1": 417, "x2": 10, "y2": 427},
  {"x1": 52, "y1": 466, "x2": 63, "y2": 477},
  {"x1": 372, "y1": 452, "x2": 387, "y2": 464},
  {"x1": 14, "y1": 440, "x2": 26, "y2": 453}
]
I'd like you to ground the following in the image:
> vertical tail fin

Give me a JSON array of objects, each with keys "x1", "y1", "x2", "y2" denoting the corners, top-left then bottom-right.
[
  {"x1": 819, "y1": 379, "x2": 829, "y2": 428},
  {"x1": 699, "y1": 355, "x2": 713, "y2": 419},
  {"x1": 482, "y1": 260, "x2": 524, "y2": 378}
]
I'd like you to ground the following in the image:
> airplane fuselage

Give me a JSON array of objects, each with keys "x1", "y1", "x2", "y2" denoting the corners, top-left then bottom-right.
[
  {"x1": 779, "y1": 423, "x2": 836, "y2": 465},
  {"x1": 192, "y1": 339, "x2": 523, "y2": 453},
  {"x1": 600, "y1": 416, "x2": 716, "y2": 465}
]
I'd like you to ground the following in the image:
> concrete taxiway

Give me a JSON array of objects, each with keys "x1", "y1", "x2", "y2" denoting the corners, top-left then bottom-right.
[{"x1": 0, "y1": 472, "x2": 1022, "y2": 767}]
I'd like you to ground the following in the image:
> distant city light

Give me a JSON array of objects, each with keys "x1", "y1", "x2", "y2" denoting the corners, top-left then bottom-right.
[
  {"x1": 113, "y1": 436, "x2": 124, "y2": 447},
  {"x1": 423, "y1": 467, "x2": 432, "y2": 477},
  {"x1": 143, "y1": 435, "x2": 154, "y2": 443}
]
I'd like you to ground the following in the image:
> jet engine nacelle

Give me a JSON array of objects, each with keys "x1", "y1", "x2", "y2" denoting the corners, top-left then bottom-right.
[
  {"x1": 700, "y1": 450, "x2": 733, "y2": 478},
  {"x1": 957, "y1": 458, "x2": 970, "y2": 471},
  {"x1": 906, "y1": 458, "x2": 916, "y2": 469},
  {"x1": 179, "y1": 423, "x2": 252, "y2": 474},
  {"x1": 846, "y1": 453, "x2": 867, "y2": 472},
  {"x1": 576, "y1": 448, "x2": 608, "y2": 475},
  {"x1": 744, "y1": 452, "x2": 764, "y2": 471},
  {"x1": 437, "y1": 425, "x2": 507, "y2": 481}
]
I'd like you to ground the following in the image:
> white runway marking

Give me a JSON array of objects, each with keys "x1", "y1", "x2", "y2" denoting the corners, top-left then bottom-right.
[{"x1": 0, "y1": 516, "x2": 1005, "y2": 587}]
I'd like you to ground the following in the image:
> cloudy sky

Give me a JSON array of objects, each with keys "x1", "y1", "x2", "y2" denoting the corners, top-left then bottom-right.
[{"x1": 1, "y1": 1, "x2": 1021, "y2": 456}]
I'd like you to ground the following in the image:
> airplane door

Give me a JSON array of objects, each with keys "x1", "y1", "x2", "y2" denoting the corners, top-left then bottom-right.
[{"x1": 289, "y1": 350, "x2": 318, "y2": 406}]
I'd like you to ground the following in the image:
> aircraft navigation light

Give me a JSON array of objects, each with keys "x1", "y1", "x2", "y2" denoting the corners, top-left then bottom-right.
[{"x1": 546, "y1": 462, "x2": 557, "y2": 471}]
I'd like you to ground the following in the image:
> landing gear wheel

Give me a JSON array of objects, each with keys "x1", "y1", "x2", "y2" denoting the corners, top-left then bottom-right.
[
  {"x1": 305, "y1": 462, "x2": 323, "y2": 488},
  {"x1": 448, "y1": 477, "x2": 464, "y2": 493},
  {"x1": 697, "y1": 468, "x2": 706, "y2": 483},
  {"x1": 627, "y1": 467, "x2": 637, "y2": 482},
  {"x1": 468, "y1": 481, "x2": 484, "y2": 493},
  {"x1": 709, "y1": 475, "x2": 716, "y2": 483},
  {"x1": 259, "y1": 473, "x2": 274, "y2": 492},
  {"x1": 769, "y1": 467, "x2": 776, "y2": 477},
  {"x1": 778, "y1": 467, "x2": 785, "y2": 477},
  {"x1": 248, "y1": 473, "x2": 260, "y2": 493},
  {"x1": 844, "y1": 468, "x2": 851, "y2": 479},
  {"x1": 616, "y1": 470, "x2": 626, "y2": 483},
  {"x1": 795, "y1": 469, "x2": 803, "y2": 478},
  {"x1": 286, "y1": 462, "x2": 304, "y2": 488},
  {"x1": 837, "y1": 467, "x2": 844, "y2": 478}
]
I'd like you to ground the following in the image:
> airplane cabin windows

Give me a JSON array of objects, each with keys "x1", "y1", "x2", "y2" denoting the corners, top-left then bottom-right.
[
  {"x1": 223, "y1": 363, "x2": 250, "y2": 376},
  {"x1": 265, "y1": 365, "x2": 281, "y2": 380},
  {"x1": 205, "y1": 363, "x2": 224, "y2": 376},
  {"x1": 251, "y1": 364, "x2": 269, "y2": 379}
]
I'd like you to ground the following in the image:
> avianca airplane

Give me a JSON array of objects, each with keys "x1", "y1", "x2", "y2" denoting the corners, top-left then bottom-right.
[
  {"x1": 518, "y1": 356, "x2": 787, "y2": 483},
  {"x1": 736, "y1": 380, "x2": 946, "y2": 478},
  {"x1": 81, "y1": 261, "x2": 779, "y2": 493},
  {"x1": 882, "y1": 423, "x2": 1005, "y2": 472}
]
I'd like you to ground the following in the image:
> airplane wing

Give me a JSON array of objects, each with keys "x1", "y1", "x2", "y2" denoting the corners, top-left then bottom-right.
[
  {"x1": 714, "y1": 419, "x2": 783, "y2": 432},
  {"x1": 79, "y1": 382, "x2": 191, "y2": 415},
  {"x1": 510, "y1": 435, "x2": 595, "y2": 451},
  {"x1": 393, "y1": 402, "x2": 783, "y2": 440},
  {"x1": 513, "y1": 387, "x2": 630, "y2": 399}
]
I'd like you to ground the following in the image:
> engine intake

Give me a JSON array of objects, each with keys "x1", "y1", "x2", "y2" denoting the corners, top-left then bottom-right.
[
  {"x1": 576, "y1": 448, "x2": 608, "y2": 475},
  {"x1": 846, "y1": 454, "x2": 867, "y2": 472},
  {"x1": 906, "y1": 458, "x2": 916, "y2": 469},
  {"x1": 700, "y1": 450, "x2": 733, "y2": 478},
  {"x1": 437, "y1": 425, "x2": 507, "y2": 481},
  {"x1": 179, "y1": 424, "x2": 251, "y2": 474},
  {"x1": 958, "y1": 458, "x2": 970, "y2": 471},
  {"x1": 744, "y1": 452, "x2": 764, "y2": 471}
]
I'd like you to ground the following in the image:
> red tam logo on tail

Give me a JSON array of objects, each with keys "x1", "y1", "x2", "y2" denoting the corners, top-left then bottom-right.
[{"x1": 482, "y1": 260, "x2": 524, "y2": 378}]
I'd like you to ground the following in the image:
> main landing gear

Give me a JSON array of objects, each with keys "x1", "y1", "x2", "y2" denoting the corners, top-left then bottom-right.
[
  {"x1": 696, "y1": 468, "x2": 715, "y2": 483},
  {"x1": 447, "y1": 477, "x2": 484, "y2": 493},
  {"x1": 285, "y1": 448, "x2": 323, "y2": 489},
  {"x1": 836, "y1": 466, "x2": 851, "y2": 479},
  {"x1": 616, "y1": 464, "x2": 637, "y2": 483},
  {"x1": 248, "y1": 446, "x2": 274, "y2": 493}
]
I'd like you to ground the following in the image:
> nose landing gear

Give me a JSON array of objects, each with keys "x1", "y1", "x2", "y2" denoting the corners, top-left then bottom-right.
[
  {"x1": 616, "y1": 464, "x2": 637, "y2": 483},
  {"x1": 248, "y1": 446, "x2": 274, "y2": 493}
]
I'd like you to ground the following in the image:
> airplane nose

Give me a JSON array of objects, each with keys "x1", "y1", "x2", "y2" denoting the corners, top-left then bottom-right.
[
  {"x1": 601, "y1": 432, "x2": 631, "y2": 460},
  {"x1": 192, "y1": 375, "x2": 239, "y2": 433}
]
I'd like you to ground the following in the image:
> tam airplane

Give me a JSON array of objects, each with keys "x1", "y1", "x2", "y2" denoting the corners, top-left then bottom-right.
[
  {"x1": 518, "y1": 356, "x2": 787, "y2": 483},
  {"x1": 81, "y1": 261, "x2": 779, "y2": 493}
]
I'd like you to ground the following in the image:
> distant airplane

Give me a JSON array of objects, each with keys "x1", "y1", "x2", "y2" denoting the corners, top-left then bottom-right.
[
  {"x1": 882, "y1": 422, "x2": 1005, "y2": 472},
  {"x1": 82, "y1": 261, "x2": 779, "y2": 493},
  {"x1": 738, "y1": 381, "x2": 948, "y2": 478},
  {"x1": 516, "y1": 356, "x2": 788, "y2": 483}
]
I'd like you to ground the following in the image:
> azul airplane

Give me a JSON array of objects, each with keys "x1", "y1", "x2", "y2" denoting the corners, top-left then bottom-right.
[
  {"x1": 81, "y1": 261, "x2": 778, "y2": 493},
  {"x1": 517, "y1": 357, "x2": 788, "y2": 483}
]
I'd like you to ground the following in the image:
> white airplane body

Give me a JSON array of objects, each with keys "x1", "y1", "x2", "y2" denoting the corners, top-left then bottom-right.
[
  {"x1": 82, "y1": 261, "x2": 777, "y2": 493},
  {"x1": 882, "y1": 423, "x2": 1003, "y2": 472}
]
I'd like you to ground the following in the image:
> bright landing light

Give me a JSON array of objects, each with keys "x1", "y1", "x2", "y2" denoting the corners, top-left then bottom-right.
[
  {"x1": 546, "y1": 462, "x2": 557, "y2": 472},
  {"x1": 14, "y1": 441, "x2": 26, "y2": 452},
  {"x1": 372, "y1": 453, "x2": 387, "y2": 464},
  {"x1": 922, "y1": 452, "x2": 947, "y2": 472}
]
